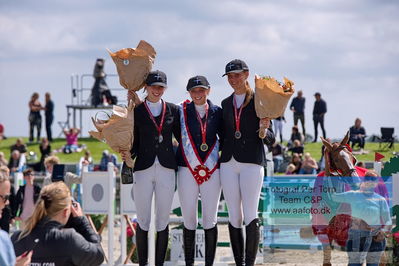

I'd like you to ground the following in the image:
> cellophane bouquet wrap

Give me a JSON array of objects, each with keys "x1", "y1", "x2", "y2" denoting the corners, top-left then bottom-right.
[
  {"x1": 255, "y1": 75, "x2": 295, "y2": 138},
  {"x1": 108, "y1": 40, "x2": 156, "y2": 91},
  {"x1": 89, "y1": 100, "x2": 135, "y2": 168}
]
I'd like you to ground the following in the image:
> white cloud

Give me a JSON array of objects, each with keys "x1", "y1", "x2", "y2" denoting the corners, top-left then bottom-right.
[{"x1": 0, "y1": 0, "x2": 398, "y2": 140}]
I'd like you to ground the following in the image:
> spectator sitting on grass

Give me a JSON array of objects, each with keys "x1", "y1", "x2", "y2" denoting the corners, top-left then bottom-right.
[
  {"x1": 39, "y1": 138, "x2": 51, "y2": 170},
  {"x1": 42, "y1": 156, "x2": 81, "y2": 191},
  {"x1": 8, "y1": 150, "x2": 26, "y2": 174},
  {"x1": 299, "y1": 153, "x2": 318, "y2": 175},
  {"x1": 0, "y1": 152, "x2": 8, "y2": 168},
  {"x1": 288, "y1": 126, "x2": 304, "y2": 148},
  {"x1": 290, "y1": 153, "x2": 302, "y2": 174},
  {"x1": 349, "y1": 118, "x2": 366, "y2": 151},
  {"x1": 285, "y1": 164, "x2": 296, "y2": 175},
  {"x1": 62, "y1": 128, "x2": 81, "y2": 154},
  {"x1": 288, "y1": 139, "x2": 304, "y2": 155},
  {"x1": 10, "y1": 138, "x2": 27, "y2": 154}
]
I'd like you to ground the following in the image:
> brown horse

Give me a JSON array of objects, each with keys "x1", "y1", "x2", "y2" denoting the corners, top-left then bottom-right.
[{"x1": 313, "y1": 132, "x2": 365, "y2": 266}]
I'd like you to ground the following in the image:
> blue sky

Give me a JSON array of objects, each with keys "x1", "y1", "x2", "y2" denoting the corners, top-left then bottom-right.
[{"x1": 1, "y1": 0, "x2": 398, "y2": 140}]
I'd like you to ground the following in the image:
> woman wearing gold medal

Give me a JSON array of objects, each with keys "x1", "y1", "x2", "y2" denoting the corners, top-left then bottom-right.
[
  {"x1": 220, "y1": 59, "x2": 275, "y2": 266},
  {"x1": 176, "y1": 76, "x2": 223, "y2": 266},
  {"x1": 122, "y1": 70, "x2": 181, "y2": 266}
]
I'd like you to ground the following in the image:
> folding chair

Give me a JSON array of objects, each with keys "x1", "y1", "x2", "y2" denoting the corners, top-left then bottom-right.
[{"x1": 378, "y1": 127, "x2": 395, "y2": 150}]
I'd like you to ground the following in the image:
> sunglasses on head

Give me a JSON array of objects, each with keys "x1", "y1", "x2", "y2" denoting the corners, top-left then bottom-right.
[{"x1": 0, "y1": 194, "x2": 10, "y2": 203}]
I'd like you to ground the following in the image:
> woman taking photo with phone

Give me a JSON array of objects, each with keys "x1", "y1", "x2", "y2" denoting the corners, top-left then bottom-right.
[
  {"x1": 220, "y1": 59, "x2": 275, "y2": 266},
  {"x1": 122, "y1": 70, "x2": 180, "y2": 266},
  {"x1": 176, "y1": 76, "x2": 223, "y2": 266},
  {"x1": 11, "y1": 182, "x2": 104, "y2": 266}
]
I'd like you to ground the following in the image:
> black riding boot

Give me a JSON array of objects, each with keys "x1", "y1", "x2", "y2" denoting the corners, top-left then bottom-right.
[
  {"x1": 155, "y1": 226, "x2": 169, "y2": 266},
  {"x1": 245, "y1": 219, "x2": 260, "y2": 266},
  {"x1": 183, "y1": 227, "x2": 196, "y2": 266},
  {"x1": 204, "y1": 226, "x2": 218, "y2": 266},
  {"x1": 228, "y1": 223, "x2": 244, "y2": 266},
  {"x1": 136, "y1": 224, "x2": 148, "y2": 266}
]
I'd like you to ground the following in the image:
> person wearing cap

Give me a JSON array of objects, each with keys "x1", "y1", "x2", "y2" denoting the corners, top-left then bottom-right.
[
  {"x1": 312, "y1": 92, "x2": 327, "y2": 142},
  {"x1": 175, "y1": 75, "x2": 223, "y2": 266},
  {"x1": 220, "y1": 59, "x2": 275, "y2": 266},
  {"x1": 121, "y1": 70, "x2": 181, "y2": 266}
]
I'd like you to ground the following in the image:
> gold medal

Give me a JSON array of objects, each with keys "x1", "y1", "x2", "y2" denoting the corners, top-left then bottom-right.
[{"x1": 200, "y1": 143, "x2": 208, "y2": 152}]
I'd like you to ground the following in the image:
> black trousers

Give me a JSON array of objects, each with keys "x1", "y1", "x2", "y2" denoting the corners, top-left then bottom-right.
[
  {"x1": 29, "y1": 114, "x2": 42, "y2": 142},
  {"x1": 293, "y1": 113, "x2": 306, "y2": 136},
  {"x1": 46, "y1": 115, "x2": 53, "y2": 141},
  {"x1": 313, "y1": 114, "x2": 326, "y2": 140},
  {"x1": 350, "y1": 136, "x2": 365, "y2": 149}
]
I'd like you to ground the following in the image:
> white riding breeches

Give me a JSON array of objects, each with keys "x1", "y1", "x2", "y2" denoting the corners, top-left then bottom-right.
[
  {"x1": 273, "y1": 119, "x2": 283, "y2": 137},
  {"x1": 133, "y1": 162, "x2": 175, "y2": 231},
  {"x1": 177, "y1": 167, "x2": 221, "y2": 230},
  {"x1": 220, "y1": 158, "x2": 264, "y2": 228}
]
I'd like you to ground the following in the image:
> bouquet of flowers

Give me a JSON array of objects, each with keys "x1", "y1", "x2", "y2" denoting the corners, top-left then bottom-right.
[
  {"x1": 108, "y1": 40, "x2": 156, "y2": 91},
  {"x1": 89, "y1": 100, "x2": 135, "y2": 168},
  {"x1": 254, "y1": 75, "x2": 295, "y2": 138}
]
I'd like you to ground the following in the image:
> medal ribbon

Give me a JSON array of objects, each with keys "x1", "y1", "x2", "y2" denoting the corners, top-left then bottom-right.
[
  {"x1": 233, "y1": 95, "x2": 244, "y2": 133},
  {"x1": 144, "y1": 99, "x2": 166, "y2": 138},
  {"x1": 180, "y1": 101, "x2": 219, "y2": 185},
  {"x1": 196, "y1": 104, "x2": 209, "y2": 146}
]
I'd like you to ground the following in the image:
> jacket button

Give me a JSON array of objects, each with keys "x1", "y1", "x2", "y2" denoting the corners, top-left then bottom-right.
[{"x1": 155, "y1": 144, "x2": 159, "y2": 149}]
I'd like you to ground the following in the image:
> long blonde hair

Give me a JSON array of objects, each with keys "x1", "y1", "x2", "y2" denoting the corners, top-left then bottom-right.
[
  {"x1": 0, "y1": 166, "x2": 10, "y2": 182},
  {"x1": 19, "y1": 182, "x2": 71, "y2": 240}
]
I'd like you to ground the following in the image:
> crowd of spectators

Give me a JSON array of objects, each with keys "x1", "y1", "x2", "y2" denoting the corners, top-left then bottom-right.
[{"x1": 0, "y1": 134, "x2": 118, "y2": 265}]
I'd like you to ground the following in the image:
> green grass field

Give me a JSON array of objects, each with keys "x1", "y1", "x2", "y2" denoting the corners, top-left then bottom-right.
[
  {"x1": 0, "y1": 137, "x2": 397, "y2": 165},
  {"x1": 0, "y1": 137, "x2": 120, "y2": 164}
]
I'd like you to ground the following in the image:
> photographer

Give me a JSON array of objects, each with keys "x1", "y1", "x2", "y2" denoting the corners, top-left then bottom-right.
[
  {"x1": 91, "y1": 58, "x2": 116, "y2": 107},
  {"x1": 11, "y1": 182, "x2": 104, "y2": 265}
]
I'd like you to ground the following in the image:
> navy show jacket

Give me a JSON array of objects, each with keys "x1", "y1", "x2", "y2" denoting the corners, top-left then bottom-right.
[{"x1": 176, "y1": 100, "x2": 223, "y2": 167}]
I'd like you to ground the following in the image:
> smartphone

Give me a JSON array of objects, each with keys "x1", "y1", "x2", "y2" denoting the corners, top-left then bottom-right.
[
  {"x1": 51, "y1": 164, "x2": 65, "y2": 182},
  {"x1": 22, "y1": 238, "x2": 39, "y2": 257}
]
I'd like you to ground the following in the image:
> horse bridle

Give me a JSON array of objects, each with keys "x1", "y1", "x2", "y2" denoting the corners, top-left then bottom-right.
[{"x1": 327, "y1": 144, "x2": 357, "y2": 177}]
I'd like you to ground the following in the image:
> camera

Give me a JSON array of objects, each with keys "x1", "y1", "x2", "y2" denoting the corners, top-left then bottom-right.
[{"x1": 93, "y1": 58, "x2": 105, "y2": 79}]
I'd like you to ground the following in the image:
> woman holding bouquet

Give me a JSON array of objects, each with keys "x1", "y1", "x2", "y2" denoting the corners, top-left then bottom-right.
[
  {"x1": 176, "y1": 76, "x2": 223, "y2": 266},
  {"x1": 220, "y1": 59, "x2": 275, "y2": 266},
  {"x1": 122, "y1": 70, "x2": 180, "y2": 266}
]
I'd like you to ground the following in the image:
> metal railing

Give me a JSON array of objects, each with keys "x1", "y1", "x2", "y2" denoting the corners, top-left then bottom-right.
[{"x1": 70, "y1": 74, "x2": 127, "y2": 106}]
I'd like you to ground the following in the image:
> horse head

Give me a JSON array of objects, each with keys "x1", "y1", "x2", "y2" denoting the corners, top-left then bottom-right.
[{"x1": 321, "y1": 132, "x2": 361, "y2": 186}]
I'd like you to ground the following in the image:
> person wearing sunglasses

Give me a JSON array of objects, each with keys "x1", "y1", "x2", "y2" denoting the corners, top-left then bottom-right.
[{"x1": 0, "y1": 166, "x2": 32, "y2": 266}]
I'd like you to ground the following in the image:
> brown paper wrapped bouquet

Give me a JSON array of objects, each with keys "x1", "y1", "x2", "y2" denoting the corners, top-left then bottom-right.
[
  {"x1": 254, "y1": 75, "x2": 295, "y2": 138},
  {"x1": 108, "y1": 40, "x2": 156, "y2": 91},
  {"x1": 89, "y1": 100, "x2": 135, "y2": 168}
]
